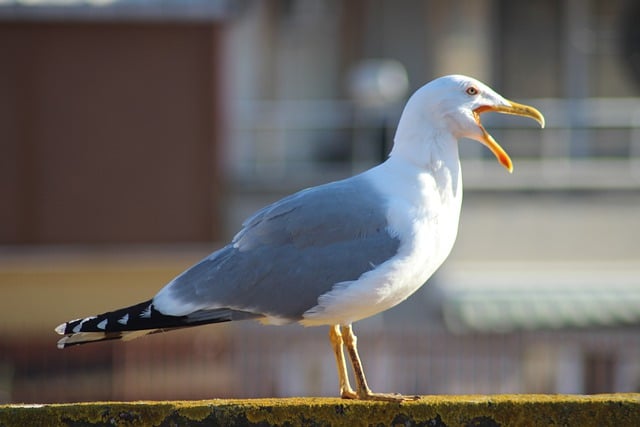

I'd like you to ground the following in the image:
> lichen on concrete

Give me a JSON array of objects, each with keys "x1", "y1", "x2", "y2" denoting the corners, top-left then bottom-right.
[{"x1": 1, "y1": 394, "x2": 638, "y2": 427}]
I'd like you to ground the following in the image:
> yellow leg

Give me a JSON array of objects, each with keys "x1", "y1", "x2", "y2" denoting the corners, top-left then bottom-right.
[
  {"x1": 341, "y1": 324, "x2": 419, "y2": 402},
  {"x1": 329, "y1": 325, "x2": 357, "y2": 399}
]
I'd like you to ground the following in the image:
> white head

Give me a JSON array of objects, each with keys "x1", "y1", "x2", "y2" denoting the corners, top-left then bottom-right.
[{"x1": 392, "y1": 74, "x2": 544, "y2": 172}]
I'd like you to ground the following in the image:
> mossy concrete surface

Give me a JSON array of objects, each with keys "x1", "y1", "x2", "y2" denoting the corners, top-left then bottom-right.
[{"x1": 1, "y1": 394, "x2": 638, "y2": 427}]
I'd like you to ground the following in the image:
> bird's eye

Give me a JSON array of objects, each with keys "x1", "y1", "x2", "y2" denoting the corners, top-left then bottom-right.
[{"x1": 466, "y1": 86, "x2": 479, "y2": 96}]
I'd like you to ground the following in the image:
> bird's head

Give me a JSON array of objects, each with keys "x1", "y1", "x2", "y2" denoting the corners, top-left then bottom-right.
[{"x1": 396, "y1": 74, "x2": 545, "y2": 172}]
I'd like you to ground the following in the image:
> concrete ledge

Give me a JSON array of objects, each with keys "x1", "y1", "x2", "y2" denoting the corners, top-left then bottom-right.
[{"x1": 1, "y1": 394, "x2": 638, "y2": 427}]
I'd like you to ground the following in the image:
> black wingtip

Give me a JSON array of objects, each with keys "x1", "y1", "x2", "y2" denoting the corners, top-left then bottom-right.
[{"x1": 54, "y1": 300, "x2": 247, "y2": 349}]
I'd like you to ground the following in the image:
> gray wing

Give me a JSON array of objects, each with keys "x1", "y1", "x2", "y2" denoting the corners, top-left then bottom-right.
[{"x1": 154, "y1": 175, "x2": 400, "y2": 321}]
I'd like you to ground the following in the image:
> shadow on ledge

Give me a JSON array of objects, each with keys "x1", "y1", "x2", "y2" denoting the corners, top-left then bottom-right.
[{"x1": 1, "y1": 394, "x2": 639, "y2": 427}]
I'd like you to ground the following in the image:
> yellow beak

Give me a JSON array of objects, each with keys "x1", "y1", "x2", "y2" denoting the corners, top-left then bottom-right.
[{"x1": 473, "y1": 101, "x2": 545, "y2": 173}]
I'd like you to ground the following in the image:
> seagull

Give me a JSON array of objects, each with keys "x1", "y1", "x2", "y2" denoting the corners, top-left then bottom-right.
[{"x1": 55, "y1": 74, "x2": 544, "y2": 401}]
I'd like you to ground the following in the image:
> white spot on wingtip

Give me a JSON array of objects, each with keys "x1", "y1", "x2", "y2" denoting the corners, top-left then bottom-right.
[
  {"x1": 56, "y1": 317, "x2": 84, "y2": 335},
  {"x1": 97, "y1": 319, "x2": 108, "y2": 330},
  {"x1": 118, "y1": 313, "x2": 129, "y2": 325},
  {"x1": 72, "y1": 316, "x2": 96, "y2": 333},
  {"x1": 140, "y1": 305, "x2": 152, "y2": 318}
]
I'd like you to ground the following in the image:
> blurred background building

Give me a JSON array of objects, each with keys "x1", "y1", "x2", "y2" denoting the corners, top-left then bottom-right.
[{"x1": 1, "y1": 0, "x2": 639, "y2": 402}]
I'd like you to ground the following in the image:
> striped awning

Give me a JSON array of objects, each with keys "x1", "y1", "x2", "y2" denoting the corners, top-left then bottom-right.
[{"x1": 437, "y1": 262, "x2": 640, "y2": 333}]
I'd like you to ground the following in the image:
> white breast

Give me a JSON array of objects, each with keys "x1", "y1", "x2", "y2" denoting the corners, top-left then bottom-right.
[{"x1": 301, "y1": 154, "x2": 463, "y2": 326}]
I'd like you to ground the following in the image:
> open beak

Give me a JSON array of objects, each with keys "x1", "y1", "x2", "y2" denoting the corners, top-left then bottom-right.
[{"x1": 473, "y1": 101, "x2": 545, "y2": 173}]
